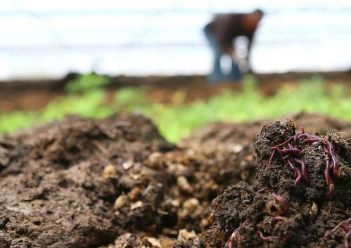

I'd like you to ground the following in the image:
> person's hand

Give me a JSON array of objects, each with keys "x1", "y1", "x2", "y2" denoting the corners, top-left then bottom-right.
[
  {"x1": 228, "y1": 49, "x2": 245, "y2": 64},
  {"x1": 228, "y1": 47, "x2": 249, "y2": 67}
]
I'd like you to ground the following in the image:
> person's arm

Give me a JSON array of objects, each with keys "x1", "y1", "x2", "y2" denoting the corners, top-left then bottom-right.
[
  {"x1": 246, "y1": 34, "x2": 254, "y2": 71},
  {"x1": 228, "y1": 47, "x2": 242, "y2": 64}
]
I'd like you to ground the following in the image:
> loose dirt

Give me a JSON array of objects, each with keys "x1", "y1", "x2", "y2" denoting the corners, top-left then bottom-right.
[{"x1": 1, "y1": 113, "x2": 351, "y2": 247}]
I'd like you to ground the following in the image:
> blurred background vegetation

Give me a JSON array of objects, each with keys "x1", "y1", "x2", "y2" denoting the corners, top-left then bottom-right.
[{"x1": 1, "y1": 73, "x2": 350, "y2": 143}]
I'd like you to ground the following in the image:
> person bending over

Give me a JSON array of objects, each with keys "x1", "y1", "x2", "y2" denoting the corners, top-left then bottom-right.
[{"x1": 204, "y1": 9, "x2": 264, "y2": 83}]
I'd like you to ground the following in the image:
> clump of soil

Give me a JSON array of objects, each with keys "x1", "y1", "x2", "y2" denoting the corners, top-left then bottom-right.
[
  {"x1": 0, "y1": 114, "x2": 174, "y2": 247},
  {"x1": 200, "y1": 120, "x2": 351, "y2": 248}
]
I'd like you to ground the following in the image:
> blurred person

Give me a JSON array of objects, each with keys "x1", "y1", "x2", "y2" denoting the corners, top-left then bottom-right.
[{"x1": 204, "y1": 9, "x2": 264, "y2": 83}]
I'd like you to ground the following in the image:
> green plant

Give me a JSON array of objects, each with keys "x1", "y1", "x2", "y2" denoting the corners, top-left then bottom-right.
[
  {"x1": 1, "y1": 75, "x2": 351, "y2": 143},
  {"x1": 0, "y1": 111, "x2": 37, "y2": 134},
  {"x1": 40, "y1": 90, "x2": 113, "y2": 121},
  {"x1": 115, "y1": 86, "x2": 147, "y2": 107},
  {"x1": 65, "y1": 72, "x2": 111, "y2": 93}
]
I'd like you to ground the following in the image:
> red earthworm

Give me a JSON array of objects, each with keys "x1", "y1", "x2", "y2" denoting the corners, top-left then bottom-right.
[
  {"x1": 323, "y1": 146, "x2": 332, "y2": 157},
  {"x1": 344, "y1": 218, "x2": 351, "y2": 225},
  {"x1": 325, "y1": 230, "x2": 332, "y2": 239},
  {"x1": 257, "y1": 188, "x2": 268, "y2": 194},
  {"x1": 324, "y1": 159, "x2": 331, "y2": 186},
  {"x1": 300, "y1": 126, "x2": 305, "y2": 134},
  {"x1": 272, "y1": 193, "x2": 289, "y2": 212},
  {"x1": 228, "y1": 230, "x2": 238, "y2": 248},
  {"x1": 293, "y1": 133, "x2": 300, "y2": 142},
  {"x1": 331, "y1": 155, "x2": 339, "y2": 178},
  {"x1": 324, "y1": 140, "x2": 338, "y2": 167},
  {"x1": 293, "y1": 168, "x2": 302, "y2": 186},
  {"x1": 287, "y1": 159, "x2": 302, "y2": 186},
  {"x1": 296, "y1": 133, "x2": 309, "y2": 141},
  {"x1": 293, "y1": 132, "x2": 309, "y2": 142},
  {"x1": 327, "y1": 183, "x2": 335, "y2": 200},
  {"x1": 267, "y1": 150, "x2": 276, "y2": 168},
  {"x1": 322, "y1": 140, "x2": 339, "y2": 177},
  {"x1": 257, "y1": 231, "x2": 283, "y2": 242},
  {"x1": 273, "y1": 216, "x2": 285, "y2": 222},
  {"x1": 288, "y1": 143, "x2": 298, "y2": 150},
  {"x1": 281, "y1": 148, "x2": 300, "y2": 156},
  {"x1": 341, "y1": 223, "x2": 351, "y2": 233},
  {"x1": 324, "y1": 156, "x2": 335, "y2": 199},
  {"x1": 228, "y1": 220, "x2": 249, "y2": 248},
  {"x1": 272, "y1": 147, "x2": 284, "y2": 158},
  {"x1": 304, "y1": 138, "x2": 320, "y2": 143},
  {"x1": 294, "y1": 158, "x2": 310, "y2": 184},
  {"x1": 275, "y1": 136, "x2": 294, "y2": 148},
  {"x1": 345, "y1": 231, "x2": 351, "y2": 248}
]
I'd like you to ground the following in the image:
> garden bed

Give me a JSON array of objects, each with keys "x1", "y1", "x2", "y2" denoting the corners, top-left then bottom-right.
[{"x1": 1, "y1": 71, "x2": 351, "y2": 112}]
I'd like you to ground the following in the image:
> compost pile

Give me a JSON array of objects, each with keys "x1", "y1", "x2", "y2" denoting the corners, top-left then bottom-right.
[
  {"x1": 194, "y1": 120, "x2": 351, "y2": 248},
  {"x1": 0, "y1": 113, "x2": 257, "y2": 248},
  {"x1": 1, "y1": 113, "x2": 351, "y2": 248}
]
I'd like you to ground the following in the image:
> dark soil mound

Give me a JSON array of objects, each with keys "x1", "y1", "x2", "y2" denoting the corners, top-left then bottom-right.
[
  {"x1": 1, "y1": 113, "x2": 351, "y2": 248},
  {"x1": 0, "y1": 114, "x2": 173, "y2": 247},
  {"x1": 0, "y1": 113, "x2": 257, "y2": 248},
  {"x1": 198, "y1": 120, "x2": 351, "y2": 248}
]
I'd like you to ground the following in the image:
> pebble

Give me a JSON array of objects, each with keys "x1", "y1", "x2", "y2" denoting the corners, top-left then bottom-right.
[
  {"x1": 171, "y1": 199, "x2": 180, "y2": 207},
  {"x1": 148, "y1": 152, "x2": 163, "y2": 162},
  {"x1": 183, "y1": 198, "x2": 199, "y2": 211},
  {"x1": 177, "y1": 176, "x2": 193, "y2": 194},
  {"x1": 310, "y1": 201, "x2": 318, "y2": 219},
  {"x1": 102, "y1": 165, "x2": 116, "y2": 179},
  {"x1": 122, "y1": 161, "x2": 134, "y2": 170},
  {"x1": 130, "y1": 201, "x2": 143, "y2": 210},
  {"x1": 114, "y1": 195, "x2": 128, "y2": 210},
  {"x1": 160, "y1": 238, "x2": 175, "y2": 247},
  {"x1": 128, "y1": 187, "x2": 141, "y2": 201},
  {"x1": 178, "y1": 229, "x2": 197, "y2": 242},
  {"x1": 146, "y1": 237, "x2": 161, "y2": 247},
  {"x1": 114, "y1": 233, "x2": 133, "y2": 248},
  {"x1": 232, "y1": 144, "x2": 243, "y2": 153}
]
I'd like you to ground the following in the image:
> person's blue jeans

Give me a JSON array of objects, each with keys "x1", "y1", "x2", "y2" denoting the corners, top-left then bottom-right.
[{"x1": 204, "y1": 27, "x2": 242, "y2": 83}]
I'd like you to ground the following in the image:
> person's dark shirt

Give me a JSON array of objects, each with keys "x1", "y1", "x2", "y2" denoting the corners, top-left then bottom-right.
[{"x1": 205, "y1": 13, "x2": 257, "y2": 52}]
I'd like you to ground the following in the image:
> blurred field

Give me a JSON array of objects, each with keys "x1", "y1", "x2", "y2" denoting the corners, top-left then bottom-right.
[{"x1": 1, "y1": 72, "x2": 351, "y2": 142}]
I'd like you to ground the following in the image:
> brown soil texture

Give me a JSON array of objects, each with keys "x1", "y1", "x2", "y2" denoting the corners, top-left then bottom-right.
[
  {"x1": 1, "y1": 113, "x2": 351, "y2": 247},
  {"x1": 185, "y1": 117, "x2": 351, "y2": 248}
]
